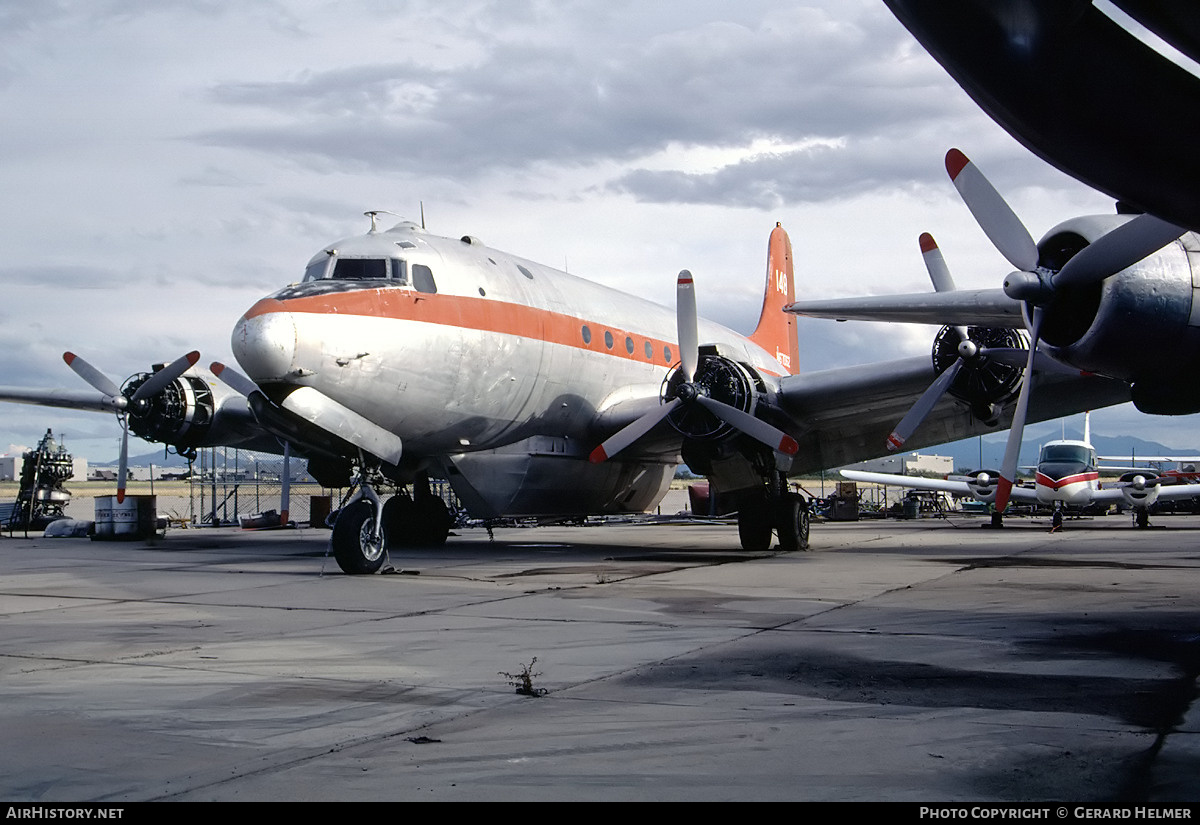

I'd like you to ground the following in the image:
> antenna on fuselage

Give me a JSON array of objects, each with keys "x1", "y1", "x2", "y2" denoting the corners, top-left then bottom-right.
[
  {"x1": 420, "y1": 201, "x2": 426, "y2": 229},
  {"x1": 364, "y1": 210, "x2": 400, "y2": 233}
]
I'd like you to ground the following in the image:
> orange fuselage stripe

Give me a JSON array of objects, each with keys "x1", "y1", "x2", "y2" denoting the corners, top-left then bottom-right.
[{"x1": 245, "y1": 289, "x2": 781, "y2": 375}]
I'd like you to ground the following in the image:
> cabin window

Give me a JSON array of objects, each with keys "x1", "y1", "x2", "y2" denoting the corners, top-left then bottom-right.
[
  {"x1": 517, "y1": 264, "x2": 534, "y2": 280},
  {"x1": 604, "y1": 331, "x2": 614, "y2": 350},
  {"x1": 625, "y1": 336, "x2": 634, "y2": 354},
  {"x1": 581, "y1": 325, "x2": 592, "y2": 344},
  {"x1": 663, "y1": 345, "x2": 672, "y2": 363},
  {"x1": 644, "y1": 341, "x2": 653, "y2": 359},
  {"x1": 412, "y1": 264, "x2": 437, "y2": 294}
]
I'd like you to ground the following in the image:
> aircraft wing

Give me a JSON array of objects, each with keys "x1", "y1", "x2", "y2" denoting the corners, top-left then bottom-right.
[
  {"x1": 1156, "y1": 483, "x2": 1200, "y2": 500},
  {"x1": 0, "y1": 386, "x2": 125, "y2": 413},
  {"x1": 840, "y1": 469, "x2": 1039, "y2": 502},
  {"x1": 774, "y1": 356, "x2": 1129, "y2": 474},
  {"x1": 784, "y1": 288, "x2": 1022, "y2": 327}
]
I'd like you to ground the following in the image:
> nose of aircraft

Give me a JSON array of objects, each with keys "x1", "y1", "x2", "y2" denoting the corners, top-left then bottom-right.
[{"x1": 232, "y1": 302, "x2": 297, "y2": 381}]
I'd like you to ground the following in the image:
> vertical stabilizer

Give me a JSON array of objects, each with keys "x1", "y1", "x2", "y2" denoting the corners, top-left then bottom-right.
[{"x1": 749, "y1": 223, "x2": 800, "y2": 375}]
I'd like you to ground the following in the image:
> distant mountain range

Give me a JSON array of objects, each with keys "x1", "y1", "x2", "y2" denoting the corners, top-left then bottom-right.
[{"x1": 925, "y1": 424, "x2": 1200, "y2": 472}]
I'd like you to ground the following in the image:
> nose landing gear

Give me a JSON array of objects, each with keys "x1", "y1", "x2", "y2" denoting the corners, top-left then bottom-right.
[{"x1": 330, "y1": 467, "x2": 455, "y2": 574}]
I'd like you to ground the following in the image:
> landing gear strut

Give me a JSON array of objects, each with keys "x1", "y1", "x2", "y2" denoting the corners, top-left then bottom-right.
[{"x1": 1134, "y1": 507, "x2": 1150, "y2": 529}]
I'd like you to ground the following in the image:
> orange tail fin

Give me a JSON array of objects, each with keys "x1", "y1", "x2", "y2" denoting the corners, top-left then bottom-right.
[{"x1": 749, "y1": 222, "x2": 799, "y2": 375}]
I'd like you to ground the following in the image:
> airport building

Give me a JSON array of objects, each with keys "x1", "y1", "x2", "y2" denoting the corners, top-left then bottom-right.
[
  {"x1": 0, "y1": 454, "x2": 88, "y2": 482},
  {"x1": 841, "y1": 452, "x2": 954, "y2": 477}
]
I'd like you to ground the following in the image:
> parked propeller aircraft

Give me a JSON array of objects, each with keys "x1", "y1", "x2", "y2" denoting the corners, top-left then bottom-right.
[
  {"x1": 0, "y1": 214, "x2": 1131, "y2": 573},
  {"x1": 842, "y1": 416, "x2": 1200, "y2": 529},
  {"x1": 786, "y1": 147, "x2": 1191, "y2": 515}
]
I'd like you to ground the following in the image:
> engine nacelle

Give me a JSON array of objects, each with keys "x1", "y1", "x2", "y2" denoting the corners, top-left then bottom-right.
[
  {"x1": 1118, "y1": 471, "x2": 1161, "y2": 508},
  {"x1": 125, "y1": 371, "x2": 215, "y2": 447},
  {"x1": 963, "y1": 469, "x2": 1001, "y2": 503},
  {"x1": 663, "y1": 349, "x2": 761, "y2": 443},
  {"x1": 1029, "y1": 217, "x2": 1200, "y2": 410}
]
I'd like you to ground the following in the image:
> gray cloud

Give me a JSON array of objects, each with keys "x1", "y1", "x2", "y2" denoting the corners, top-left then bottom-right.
[{"x1": 194, "y1": 3, "x2": 966, "y2": 199}]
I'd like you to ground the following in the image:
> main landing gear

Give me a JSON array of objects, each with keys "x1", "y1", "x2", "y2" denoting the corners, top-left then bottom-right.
[
  {"x1": 330, "y1": 468, "x2": 454, "y2": 575},
  {"x1": 736, "y1": 473, "x2": 810, "y2": 552}
]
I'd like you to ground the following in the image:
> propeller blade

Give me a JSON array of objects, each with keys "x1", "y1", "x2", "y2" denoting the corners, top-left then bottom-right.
[
  {"x1": 886, "y1": 358, "x2": 964, "y2": 451},
  {"x1": 210, "y1": 362, "x2": 260, "y2": 397},
  {"x1": 919, "y1": 233, "x2": 956, "y2": 293},
  {"x1": 945, "y1": 148, "x2": 1040, "y2": 273},
  {"x1": 694, "y1": 396, "x2": 799, "y2": 456},
  {"x1": 1054, "y1": 213, "x2": 1186, "y2": 287},
  {"x1": 995, "y1": 307, "x2": 1044, "y2": 513},
  {"x1": 977, "y1": 346, "x2": 1086, "y2": 376},
  {"x1": 919, "y1": 233, "x2": 970, "y2": 341},
  {"x1": 589, "y1": 398, "x2": 681, "y2": 463},
  {"x1": 677, "y1": 270, "x2": 698, "y2": 382},
  {"x1": 116, "y1": 421, "x2": 128, "y2": 504},
  {"x1": 62, "y1": 352, "x2": 123, "y2": 401},
  {"x1": 130, "y1": 351, "x2": 200, "y2": 402}
]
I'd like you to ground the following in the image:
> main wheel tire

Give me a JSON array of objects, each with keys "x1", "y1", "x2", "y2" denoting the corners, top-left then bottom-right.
[
  {"x1": 382, "y1": 494, "x2": 416, "y2": 548},
  {"x1": 332, "y1": 500, "x2": 387, "y2": 574},
  {"x1": 737, "y1": 498, "x2": 772, "y2": 551},
  {"x1": 776, "y1": 492, "x2": 810, "y2": 552},
  {"x1": 413, "y1": 496, "x2": 452, "y2": 546}
]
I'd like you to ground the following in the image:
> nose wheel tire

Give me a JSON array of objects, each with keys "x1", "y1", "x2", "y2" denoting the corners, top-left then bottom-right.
[{"x1": 332, "y1": 500, "x2": 387, "y2": 574}]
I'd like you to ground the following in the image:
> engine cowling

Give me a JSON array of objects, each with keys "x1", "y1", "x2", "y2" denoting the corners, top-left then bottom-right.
[
  {"x1": 124, "y1": 371, "x2": 215, "y2": 447},
  {"x1": 931, "y1": 326, "x2": 1024, "y2": 424},
  {"x1": 964, "y1": 469, "x2": 1001, "y2": 503},
  {"x1": 662, "y1": 351, "x2": 760, "y2": 443},
  {"x1": 1027, "y1": 217, "x2": 1200, "y2": 412},
  {"x1": 1118, "y1": 471, "x2": 1161, "y2": 508}
]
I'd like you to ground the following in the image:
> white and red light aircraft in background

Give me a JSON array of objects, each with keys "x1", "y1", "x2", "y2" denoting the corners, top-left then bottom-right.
[
  {"x1": 843, "y1": 414, "x2": 1200, "y2": 529},
  {"x1": 0, "y1": 213, "x2": 1128, "y2": 572}
]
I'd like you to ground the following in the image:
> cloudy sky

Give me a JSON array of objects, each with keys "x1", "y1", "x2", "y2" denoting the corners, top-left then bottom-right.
[{"x1": 0, "y1": 0, "x2": 1191, "y2": 462}]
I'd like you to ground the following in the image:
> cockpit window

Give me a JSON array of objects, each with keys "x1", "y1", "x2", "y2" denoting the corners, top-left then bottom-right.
[
  {"x1": 303, "y1": 258, "x2": 330, "y2": 282},
  {"x1": 1040, "y1": 444, "x2": 1094, "y2": 465},
  {"x1": 302, "y1": 256, "x2": 416, "y2": 285},
  {"x1": 332, "y1": 258, "x2": 388, "y2": 280}
]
